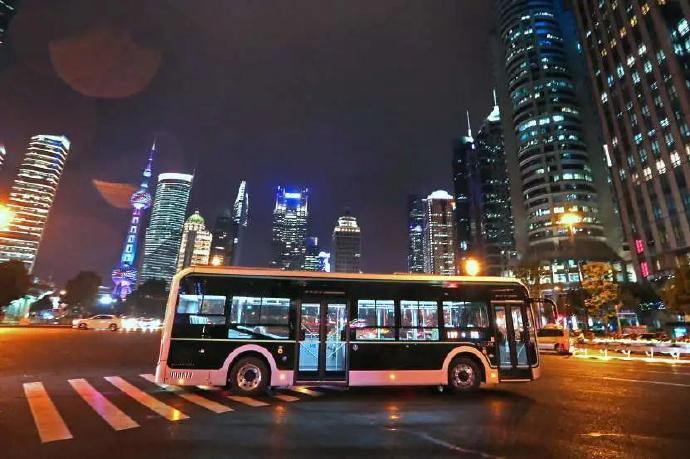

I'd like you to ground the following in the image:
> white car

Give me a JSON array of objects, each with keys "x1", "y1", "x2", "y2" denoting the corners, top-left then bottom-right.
[
  {"x1": 72, "y1": 314, "x2": 121, "y2": 331},
  {"x1": 537, "y1": 325, "x2": 570, "y2": 354}
]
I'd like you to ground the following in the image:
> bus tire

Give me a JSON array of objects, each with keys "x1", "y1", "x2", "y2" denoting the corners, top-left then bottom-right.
[
  {"x1": 228, "y1": 356, "x2": 269, "y2": 395},
  {"x1": 447, "y1": 357, "x2": 481, "y2": 392}
]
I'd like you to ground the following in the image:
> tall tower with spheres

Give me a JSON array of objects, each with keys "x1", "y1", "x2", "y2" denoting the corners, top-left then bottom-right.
[{"x1": 111, "y1": 140, "x2": 155, "y2": 299}]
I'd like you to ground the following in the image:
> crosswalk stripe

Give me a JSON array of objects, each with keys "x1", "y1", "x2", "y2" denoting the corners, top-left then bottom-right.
[
  {"x1": 225, "y1": 395, "x2": 270, "y2": 407},
  {"x1": 272, "y1": 393, "x2": 300, "y2": 402},
  {"x1": 68, "y1": 379, "x2": 139, "y2": 431},
  {"x1": 140, "y1": 374, "x2": 233, "y2": 414},
  {"x1": 286, "y1": 387, "x2": 322, "y2": 397},
  {"x1": 23, "y1": 382, "x2": 73, "y2": 443},
  {"x1": 104, "y1": 376, "x2": 189, "y2": 421}
]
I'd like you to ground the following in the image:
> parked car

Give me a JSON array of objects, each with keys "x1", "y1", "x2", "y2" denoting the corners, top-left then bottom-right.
[
  {"x1": 72, "y1": 314, "x2": 121, "y2": 331},
  {"x1": 537, "y1": 325, "x2": 570, "y2": 354},
  {"x1": 136, "y1": 317, "x2": 162, "y2": 330}
]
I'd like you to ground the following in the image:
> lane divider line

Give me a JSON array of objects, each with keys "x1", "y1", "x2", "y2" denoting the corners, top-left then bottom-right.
[
  {"x1": 23, "y1": 382, "x2": 73, "y2": 443},
  {"x1": 139, "y1": 374, "x2": 233, "y2": 414},
  {"x1": 602, "y1": 376, "x2": 690, "y2": 388},
  {"x1": 104, "y1": 376, "x2": 189, "y2": 421},
  {"x1": 68, "y1": 379, "x2": 140, "y2": 431},
  {"x1": 225, "y1": 395, "x2": 270, "y2": 407}
]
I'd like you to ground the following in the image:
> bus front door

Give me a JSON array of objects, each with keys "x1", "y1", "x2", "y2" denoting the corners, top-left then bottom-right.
[
  {"x1": 297, "y1": 300, "x2": 348, "y2": 382},
  {"x1": 492, "y1": 301, "x2": 535, "y2": 380}
]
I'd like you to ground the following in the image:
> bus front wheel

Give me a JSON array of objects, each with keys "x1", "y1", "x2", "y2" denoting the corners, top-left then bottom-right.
[
  {"x1": 228, "y1": 356, "x2": 269, "y2": 395},
  {"x1": 448, "y1": 357, "x2": 480, "y2": 392}
]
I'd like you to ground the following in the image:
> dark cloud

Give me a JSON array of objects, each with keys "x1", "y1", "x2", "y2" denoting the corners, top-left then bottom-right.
[{"x1": 0, "y1": 0, "x2": 493, "y2": 283}]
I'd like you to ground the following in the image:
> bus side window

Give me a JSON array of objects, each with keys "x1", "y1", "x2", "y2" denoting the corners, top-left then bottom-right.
[
  {"x1": 350, "y1": 299, "x2": 395, "y2": 340},
  {"x1": 442, "y1": 301, "x2": 489, "y2": 340},
  {"x1": 399, "y1": 300, "x2": 439, "y2": 341}
]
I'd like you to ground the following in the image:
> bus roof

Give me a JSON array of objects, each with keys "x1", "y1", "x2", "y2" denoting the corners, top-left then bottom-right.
[{"x1": 176, "y1": 266, "x2": 524, "y2": 286}]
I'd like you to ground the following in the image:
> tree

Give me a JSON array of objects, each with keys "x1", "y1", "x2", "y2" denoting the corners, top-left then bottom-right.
[
  {"x1": 125, "y1": 279, "x2": 168, "y2": 317},
  {"x1": 581, "y1": 262, "x2": 620, "y2": 329},
  {"x1": 63, "y1": 271, "x2": 102, "y2": 313},
  {"x1": 0, "y1": 260, "x2": 32, "y2": 307},
  {"x1": 659, "y1": 264, "x2": 690, "y2": 315},
  {"x1": 29, "y1": 295, "x2": 54, "y2": 312},
  {"x1": 514, "y1": 261, "x2": 542, "y2": 297}
]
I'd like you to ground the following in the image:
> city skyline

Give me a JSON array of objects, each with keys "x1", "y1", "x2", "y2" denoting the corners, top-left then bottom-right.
[{"x1": 0, "y1": 1, "x2": 492, "y2": 283}]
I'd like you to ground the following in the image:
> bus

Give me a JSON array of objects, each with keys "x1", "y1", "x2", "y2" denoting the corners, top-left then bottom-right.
[{"x1": 155, "y1": 267, "x2": 543, "y2": 394}]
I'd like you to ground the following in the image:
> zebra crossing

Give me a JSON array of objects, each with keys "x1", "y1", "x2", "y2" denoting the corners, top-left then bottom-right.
[{"x1": 21, "y1": 374, "x2": 332, "y2": 444}]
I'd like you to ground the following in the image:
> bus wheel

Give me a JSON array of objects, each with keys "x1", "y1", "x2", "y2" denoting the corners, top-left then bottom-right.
[
  {"x1": 229, "y1": 356, "x2": 269, "y2": 395},
  {"x1": 448, "y1": 357, "x2": 480, "y2": 392}
]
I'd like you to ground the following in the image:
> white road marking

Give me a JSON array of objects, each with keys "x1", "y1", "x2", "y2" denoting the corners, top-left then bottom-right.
[
  {"x1": 272, "y1": 393, "x2": 300, "y2": 402},
  {"x1": 603, "y1": 376, "x2": 690, "y2": 388},
  {"x1": 390, "y1": 428, "x2": 504, "y2": 459},
  {"x1": 225, "y1": 395, "x2": 270, "y2": 407},
  {"x1": 23, "y1": 382, "x2": 73, "y2": 443},
  {"x1": 104, "y1": 376, "x2": 189, "y2": 421},
  {"x1": 68, "y1": 379, "x2": 139, "y2": 431},
  {"x1": 286, "y1": 387, "x2": 322, "y2": 397},
  {"x1": 140, "y1": 374, "x2": 232, "y2": 413}
]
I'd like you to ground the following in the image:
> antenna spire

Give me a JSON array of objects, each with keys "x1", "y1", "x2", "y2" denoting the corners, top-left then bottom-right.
[
  {"x1": 466, "y1": 110, "x2": 473, "y2": 138},
  {"x1": 492, "y1": 89, "x2": 498, "y2": 107}
]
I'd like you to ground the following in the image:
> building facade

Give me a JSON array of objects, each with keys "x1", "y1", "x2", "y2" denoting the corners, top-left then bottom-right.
[
  {"x1": 177, "y1": 211, "x2": 212, "y2": 270},
  {"x1": 111, "y1": 141, "x2": 155, "y2": 299},
  {"x1": 454, "y1": 101, "x2": 517, "y2": 276},
  {"x1": 407, "y1": 195, "x2": 425, "y2": 273},
  {"x1": 270, "y1": 186, "x2": 309, "y2": 270},
  {"x1": 139, "y1": 172, "x2": 193, "y2": 287},
  {"x1": 423, "y1": 190, "x2": 457, "y2": 275},
  {"x1": 0, "y1": 0, "x2": 18, "y2": 47},
  {"x1": 0, "y1": 145, "x2": 5, "y2": 173},
  {"x1": 573, "y1": 1, "x2": 690, "y2": 280},
  {"x1": 494, "y1": 0, "x2": 621, "y2": 285},
  {"x1": 212, "y1": 181, "x2": 250, "y2": 267},
  {"x1": 0, "y1": 135, "x2": 70, "y2": 272},
  {"x1": 303, "y1": 236, "x2": 322, "y2": 271},
  {"x1": 332, "y1": 212, "x2": 362, "y2": 273}
]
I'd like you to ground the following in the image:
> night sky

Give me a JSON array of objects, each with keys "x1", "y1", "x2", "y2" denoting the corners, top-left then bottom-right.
[{"x1": 0, "y1": 0, "x2": 493, "y2": 284}]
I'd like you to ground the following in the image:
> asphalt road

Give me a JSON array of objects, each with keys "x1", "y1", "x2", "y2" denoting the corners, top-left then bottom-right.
[{"x1": 1, "y1": 328, "x2": 689, "y2": 459}]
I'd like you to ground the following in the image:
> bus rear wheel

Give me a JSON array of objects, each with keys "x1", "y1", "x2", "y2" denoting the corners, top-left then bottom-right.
[
  {"x1": 228, "y1": 356, "x2": 269, "y2": 395},
  {"x1": 448, "y1": 357, "x2": 480, "y2": 392}
]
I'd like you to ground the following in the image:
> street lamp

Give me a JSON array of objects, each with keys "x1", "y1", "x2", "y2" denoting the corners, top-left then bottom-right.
[
  {"x1": 0, "y1": 205, "x2": 14, "y2": 231},
  {"x1": 463, "y1": 258, "x2": 481, "y2": 277},
  {"x1": 559, "y1": 212, "x2": 582, "y2": 238}
]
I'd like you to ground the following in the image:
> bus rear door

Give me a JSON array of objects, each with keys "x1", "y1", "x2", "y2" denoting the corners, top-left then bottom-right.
[{"x1": 491, "y1": 301, "x2": 538, "y2": 381}]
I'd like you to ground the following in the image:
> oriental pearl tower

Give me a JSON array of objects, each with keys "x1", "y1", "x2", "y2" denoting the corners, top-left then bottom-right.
[{"x1": 111, "y1": 140, "x2": 155, "y2": 299}]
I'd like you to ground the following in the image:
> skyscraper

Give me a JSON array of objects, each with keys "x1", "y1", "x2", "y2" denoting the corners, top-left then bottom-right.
[
  {"x1": 210, "y1": 209, "x2": 232, "y2": 266},
  {"x1": 332, "y1": 211, "x2": 362, "y2": 273},
  {"x1": 0, "y1": 1, "x2": 18, "y2": 46},
  {"x1": 210, "y1": 181, "x2": 249, "y2": 266},
  {"x1": 494, "y1": 0, "x2": 621, "y2": 285},
  {"x1": 177, "y1": 211, "x2": 212, "y2": 270},
  {"x1": 111, "y1": 141, "x2": 155, "y2": 299},
  {"x1": 572, "y1": 1, "x2": 690, "y2": 280},
  {"x1": 454, "y1": 100, "x2": 517, "y2": 277},
  {"x1": 0, "y1": 135, "x2": 70, "y2": 272},
  {"x1": 0, "y1": 144, "x2": 6, "y2": 173},
  {"x1": 303, "y1": 236, "x2": 322, "y2": 271},
  {"x1": 139, "y1": 172, "x2": 193, "y2": 287},
  {"x1": 271, "y1": 186, "x2": 308, "y2": 270},
  {"x1": 407, "y1": 195, "x2": 425, "y2": 273},
  {"x1": 423, "y1": 190, "x2": 457, "y2": 276}
]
